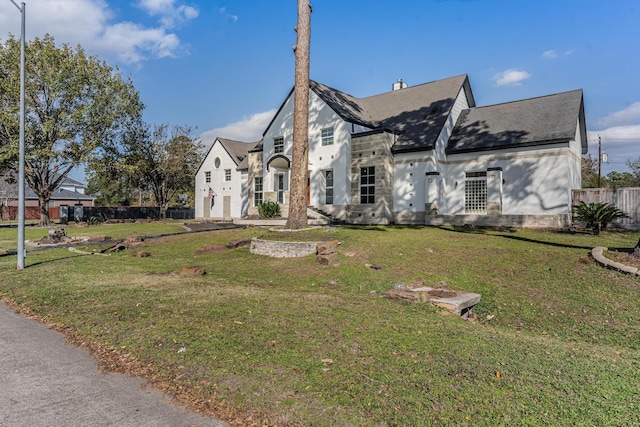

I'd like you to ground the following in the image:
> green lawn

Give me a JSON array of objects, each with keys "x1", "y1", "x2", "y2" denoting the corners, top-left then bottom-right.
[{"x1": 0, "y1": 224, "x2": 638, "y2": 426}]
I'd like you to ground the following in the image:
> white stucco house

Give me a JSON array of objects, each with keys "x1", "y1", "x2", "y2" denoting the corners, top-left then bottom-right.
[
  {"x1": 195, "y1": 137, "x2": 258, "y2": 220},
  {"x1": 196, "y1": 74, "x2": 587, "y2": 227}
]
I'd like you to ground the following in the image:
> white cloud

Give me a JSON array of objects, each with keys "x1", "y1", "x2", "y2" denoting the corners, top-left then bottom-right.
[
  {"x1": 587, "y1": 127, "x2": 640, "y2": 172},
  {"x1": 199, "y1": 110, "x2": 276, "y2": 150},
  {"x1": 542, "y1": 49, "x2": 575, "y2": 59},
  {"x1": 493, "y1": 69, "x2": 532, "y2": 86},
  {"x1": 542, "y1": 50, "x2": 557, "y2": 59},
  {"x1": 588, "y1": 126, "x2": 640, "y2": 142},
  {"x1": 0, "y1": 0, "x2": 196, "y2": 64},
  {"x1": 595, "y1": 102, "x2": 640, "y2": 128},
  {"x1": 136, "y1": 0, "x2": 198, "y2": 28}
]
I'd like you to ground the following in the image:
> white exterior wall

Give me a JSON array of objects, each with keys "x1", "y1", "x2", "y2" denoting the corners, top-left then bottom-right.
[
  {"x1": 393, "y1": 153, "x2": 436, "y2": 214},
  {"x1": 434, "y1": 87, "x2": 471, "y2": 164},
  {"x1": 444, "y1": 143, "x2": 575, "y2": 215},
  {"x1": 262, "y1": 90, "x2": 354, "y2": 208},
  {"x1": 568, "y1": 122, "x2": 583, "y2": 191},
  {"x1": 393, "y1": 87, "x2": 471, "y2": 215},
  {"x1": 195, "y1": 141, "x2": 244, "y2": 219}
]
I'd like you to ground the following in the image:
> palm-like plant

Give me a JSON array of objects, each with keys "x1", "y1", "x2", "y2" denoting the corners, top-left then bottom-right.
[{"x1": 572, "y1": 202, "x2": 629, "y2": 235}]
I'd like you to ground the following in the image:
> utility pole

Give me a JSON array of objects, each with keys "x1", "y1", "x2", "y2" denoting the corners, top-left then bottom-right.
[
  {"x1": 10, "y1": 0, "x2": 26, "y2": 269},
  {"x1": 286, "y1": 0, "x2": 311, "y2": 230},
  {"x1": 597, "y1": 135, "x2": 602, "y2": 188}
]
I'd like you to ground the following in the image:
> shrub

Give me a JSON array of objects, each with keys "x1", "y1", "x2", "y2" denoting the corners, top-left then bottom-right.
[
  {"x1": 258, "y1": 201, "x2": 281, "y2": 219},
  {"x1": 572, "y1": 201, "x2": 628, "y2": 235}
]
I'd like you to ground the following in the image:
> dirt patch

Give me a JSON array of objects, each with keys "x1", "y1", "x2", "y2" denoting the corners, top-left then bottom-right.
[{"x1": 605, "y1": 249, "x2": 640, "y2": 269}]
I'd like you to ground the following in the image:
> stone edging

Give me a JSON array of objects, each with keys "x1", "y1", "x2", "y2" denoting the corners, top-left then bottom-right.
[
  {"x1": 591, "y1": 247, "x2": 640, "y2": 276},
  {"x1": 249, "y1": 238, "x2": 321, "y2": 258}
]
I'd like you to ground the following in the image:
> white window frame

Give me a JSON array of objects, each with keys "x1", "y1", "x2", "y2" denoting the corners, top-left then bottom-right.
[
  {"x1": 254, "y1": 177, "x2": 263, "y2": 206},
  {"x1": 224, "y1": 169, "x2": 231, "y2": 182},
  {"x1": 204, "y1": 171, "x2": 211, "y2": 183},
  {"x1": 464, "y1": 171, "x2": 487, "y2": 214},
  {"x1": 324, "y1": 169, "x2": 334, "y2": 205},
  {"x1": 274, "y1": 173, "x2": 285, "y2": 204},
  {"x1": 360, "y1": 166, "x2": 375, "y2": 204},
  {"x1": 321, "y1": 127, "x2": 334, "y2": 146},
  {"x1": 274, "y1": 136, "x2": 284, "y2": 154}
]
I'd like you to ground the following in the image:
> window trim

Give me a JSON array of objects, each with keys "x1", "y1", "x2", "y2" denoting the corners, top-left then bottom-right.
[
  {"x1": 274, "y1": 173, "x2": 285, "y2": 204},
  {"x1": 273, "y1": 136, "x2": 284, "y2": 154},
  {"x1": 464, "y1": 171, "x2": 487, "y2": 214},
  {"x1": 321, "y1": 127, "x2": 334, "y2": 146},
  {"x1": 360, "y1": 166, "x2": 375, "y2": 204},
  {"x1": 204, "y1": 171, "x2": 211, "y2": 183},
  {"x1": 224, "y1": 169, "x2": 232, "y2": 182},
  {"x1": 254, "y1": 177, "x2": 263, "y2": 207},
  {"x1": 324, "y1": 169, "x2": 334, "y2": 205}
]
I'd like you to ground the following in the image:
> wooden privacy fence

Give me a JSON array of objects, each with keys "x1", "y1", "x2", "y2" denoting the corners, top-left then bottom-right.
[{"x1": 573, "y1": 188, "x2": 640, "y2": 229}]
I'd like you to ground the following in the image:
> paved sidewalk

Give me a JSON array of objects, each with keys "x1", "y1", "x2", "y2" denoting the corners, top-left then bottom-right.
[{"x1": 0, "y1": 301, "x2": 227, "y2": 427}]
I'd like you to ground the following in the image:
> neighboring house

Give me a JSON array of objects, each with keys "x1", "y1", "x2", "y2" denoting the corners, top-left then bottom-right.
[
  {"x1": 195, "y1": 137, "x2": 258, "y2": 220},
  {"x1": 1, "y1": 173, "x2": 94, "y2": 220},
  {"x1": 198, "y1": 74, "x2": 587, "y2": 228}
]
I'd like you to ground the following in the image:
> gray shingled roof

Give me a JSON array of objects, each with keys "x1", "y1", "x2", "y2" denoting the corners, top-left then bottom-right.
[
  {"x1": 360, "y1": 74, "x2": 474, "y2": 153},
  {"x1": 1, "y1": 172, "x2": 93, "y2": 201},
  {"x1": 254, "y1": 75, "x2": 474, "y2": 154},
  {"x1": 446, "y1": 89, "x2": 586, "y2": 155},
  {"x1": 42, "y1": 187, "x2": 95, "y2": 201},
  {"x1": 217, "y1": 138, "x2": 257, "y2": 166},
  {"x1": 312, "y1": 74, "x2": 474, "y2": 153},
  {"x1": 309, "y1": 81, "x2": 375, "y2": 128}
]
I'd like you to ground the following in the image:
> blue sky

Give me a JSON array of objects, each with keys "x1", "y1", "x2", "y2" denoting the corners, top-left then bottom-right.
[{"x1": 1, "y1": 0, "x2": 639, "y2": 178}]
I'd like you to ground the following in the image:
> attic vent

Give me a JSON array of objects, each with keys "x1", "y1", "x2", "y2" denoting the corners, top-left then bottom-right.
[{"x1": 392, "y1": 78, "x2": 408, "y2": 91}]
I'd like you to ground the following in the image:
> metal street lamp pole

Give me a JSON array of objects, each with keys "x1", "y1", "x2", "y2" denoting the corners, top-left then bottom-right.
[{"x1": 10, "y1": 0, "x2": 25, "y2": 269}]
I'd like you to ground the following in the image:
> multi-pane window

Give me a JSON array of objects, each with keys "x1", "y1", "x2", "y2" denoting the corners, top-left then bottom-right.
[
  {"x1": 324, "y1": 169, "x2": 334, "y2": 204},
  {"x1": 464, "y1": 171, "x2": 487, "y2": 214},
  {"x1": 224, "y1": 169, "x2": 231, "y2": 182},
  {"x1": 274, "y1": 174, "x2": 285, "y2": 204},
  {"x1": 274, "y1": 136, "x2": 284, "y2": 154},
  {"x1": 204, "y1": 171, "x2": 211, "y2": 183},
  {"x1": 360, "y1": 166, "x2": 375, "y2": 204},
  {"x1": 321, "y1": 127, "x2": 334, "y2": 146},
  {"x1": 254, "y1": 177, "x2": 263, "y2": 206}
]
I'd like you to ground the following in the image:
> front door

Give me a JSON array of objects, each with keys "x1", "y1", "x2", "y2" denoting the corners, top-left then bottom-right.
[
  {"x1": 275, "y1": 174, "x2": 285, "y2": 204},
  {"x1": 203, "y1": 197, "x2": 211, "y2": 218},
  {"x1": 223, "y1": 196, "x2": 231, "y2": 219}
]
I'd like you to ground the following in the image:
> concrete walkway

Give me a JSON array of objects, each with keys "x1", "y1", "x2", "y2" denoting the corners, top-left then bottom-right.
[{"x1": 0, "y1": 301, "x2": 226, "y2": 427}]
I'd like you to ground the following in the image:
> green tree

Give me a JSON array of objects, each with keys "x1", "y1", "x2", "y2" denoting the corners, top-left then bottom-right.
[
  {"x1": 0, "y1": 35, "x2": 143, "y2": 225},
  {"x1": 85, "y1": 124, "x2": 142, "y2": 206},
  {"x1": 125, "y1": 123, "x2": 202, "y2": 219},
  {"x1": 605, "y1": 171, "x2": 639, "y2": 188}
]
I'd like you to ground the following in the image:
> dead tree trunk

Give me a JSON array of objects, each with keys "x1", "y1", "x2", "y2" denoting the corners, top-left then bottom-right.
[{"x1": 286, "y1": 0, "x2": 311, "y2": 230}]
